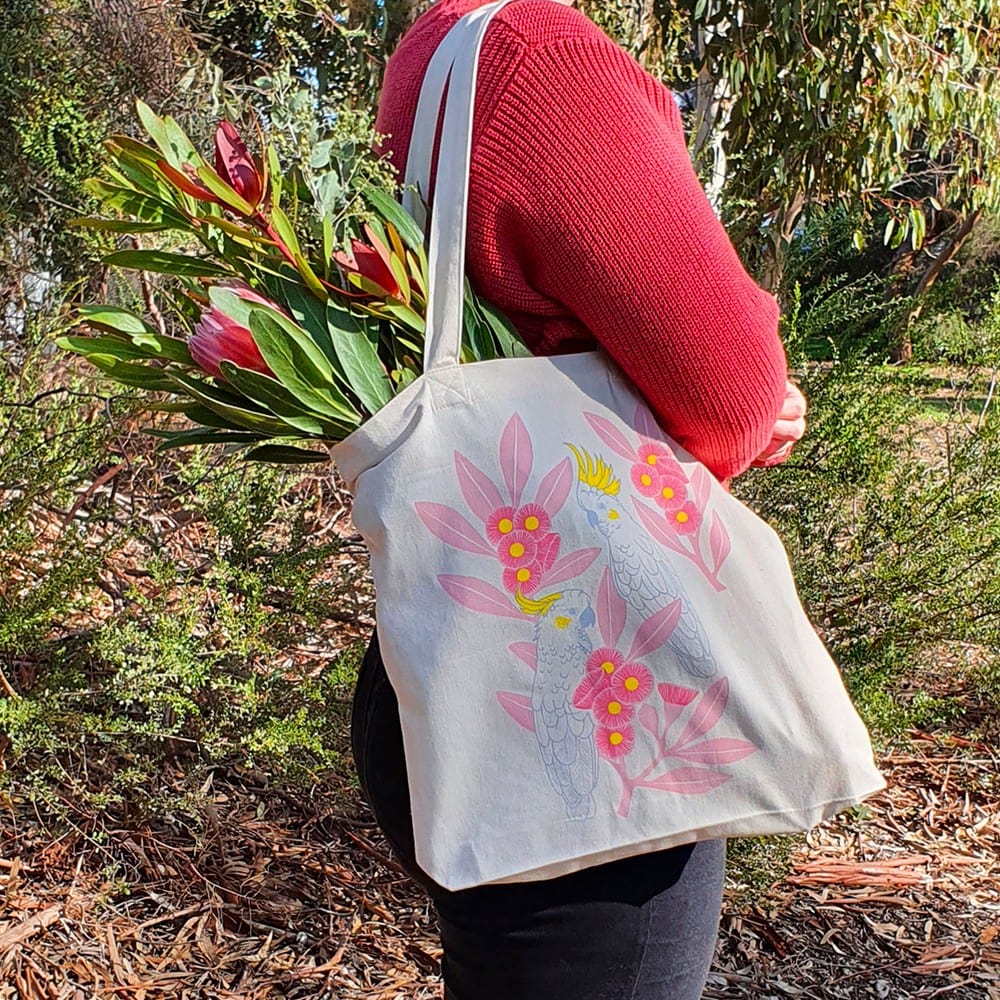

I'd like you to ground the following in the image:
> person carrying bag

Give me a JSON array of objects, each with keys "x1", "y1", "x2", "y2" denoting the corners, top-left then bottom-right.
[{"x1": 345, "y1": 2, "x2": 884, "y2": 997}]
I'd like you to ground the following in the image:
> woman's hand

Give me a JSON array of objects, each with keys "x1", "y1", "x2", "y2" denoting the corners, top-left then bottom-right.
[{"x1": 751, "y1": 380, "x2": 807, "y2": 468}]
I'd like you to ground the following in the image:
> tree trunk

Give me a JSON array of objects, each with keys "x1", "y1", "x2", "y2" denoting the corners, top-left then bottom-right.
[
  {"x1": 889, "y1": 208, "x2": 982, "y2": 363},
  {"x1": 759, "y1": 191, "x2": 805, "y2": 295},
  {"x1": 636, "y1": 0, "x2": 659, "y2": 70}
]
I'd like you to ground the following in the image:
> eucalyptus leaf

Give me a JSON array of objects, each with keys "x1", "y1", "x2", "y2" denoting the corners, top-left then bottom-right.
[
  {"x1": 103, "y1": 250, "x2": 232, "y2": 278},
  {"x1": 245, "y1": 444, "x2": 331, "y2": 465},
  {"x1": 86, "y1": 355, "x2": 178, "y2": 391},
  {"x1": 219, "y1": 361, "x2": 347, "y2": 437},
  {"x1": 69, "y1": 218, "x2": 170, "y2": 234},
  {"x1": 166, "y1": 370, "x2": 300, "y2": 435},
  {"x1": 82, "y1": 180, "x2": 191, "y2": 229},
  {"x1": 150, "y1": 428, "x2": 265, "y2": 449},
  {"x1": 248, "y1": 312, "x2": 362, "y2": 424},
  {"x1": 195, "y1": 165, "x2": 255, "y2": 216},
  {"x1": 324, "y1": 301, "x2": 394, "y2": 414},
  {"x1": 363, "y1": 186, "x2": 424, "y2": 252}
]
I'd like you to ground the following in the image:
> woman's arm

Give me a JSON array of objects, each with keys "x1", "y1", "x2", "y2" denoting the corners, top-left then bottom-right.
[{"x1": 484, "y1": 26, "x2": 788, "y2": 481}]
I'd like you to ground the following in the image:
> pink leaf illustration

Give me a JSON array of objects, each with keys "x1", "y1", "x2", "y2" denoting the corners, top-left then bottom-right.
[
  {"x1": 634, "y1": 499, "x2": 689, "y2": 556},
  {"x1": 539, "y1": 547, "x2": 602, "y2": 589},
  {"x1": 572, "y1": 672, "x2": 607, "y2": 710},
  {"x1": 671, "y1": 738, "x2": 758, "y2": 766},
  {"x1": 509, "y1": 641, "x2": 537, "y2": 670},
  {"x1": 709, "y1": 510, "x2": 732, "y2": 574},
  {"x1": 596, "y1": 567, "x2": 627, "y2": 648},
  {"x1": 536, "y1": 532, "x2": 561, "y2": 571},
  {"x1": 671, "y1": 678, "x2": 730, "y2": 749},
  {"x1": 438, "y1": 575, "x2": 526, "y2": 620},
  {"x1": 533, "y1": 458, "x2": 573, "y2": 518},
  {"x1": 497, "y1": 691, "x2": 535, "y2": 732},
  {"x1": 625, "y1": 600, "x2": 682, "y2": 661},
  {"x1": 632, "y1": 402, "x2": 662, "y2": 443},
  {"x1": 583, "y1": 412, "x2": 636, "y2": 461},
  {"x1": 499, "y1": 413, "x2": 532, "y2": 507},
  {"x1": 637, "y1": 702, "x2": 660, "y2": 737},
  {"x1": 454, "y1": 451, "x2": 505, "y2": 522},
  {"x1": 643, "y1": 767, "x2": 730, "y2": 795},
  {"x1": 416, "y1": 502, "x2": 496, "y2": 557},
  {"x1": 690, "y1": 465, "x2": 712, "y2": 511}
]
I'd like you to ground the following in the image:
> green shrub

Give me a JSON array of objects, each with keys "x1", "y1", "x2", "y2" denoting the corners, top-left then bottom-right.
[{"x1": 736, "y1": 351, "x2": 1000, "y2": 738}]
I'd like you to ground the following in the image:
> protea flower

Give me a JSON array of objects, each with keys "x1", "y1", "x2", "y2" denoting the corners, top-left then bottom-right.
[
  {"x1": 333, "y1": 224, "x2": 403, "y2": 300},
  {"x1": 189, "y1": 285, "x2": 278, "y2": 380},
  {"x1": 159, "y1": 121, "x2": 265, "y2": 214}
]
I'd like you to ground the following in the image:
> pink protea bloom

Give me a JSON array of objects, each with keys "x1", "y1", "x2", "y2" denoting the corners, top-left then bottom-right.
[
  {"x1": 486, "y1": 507, "x2": 517, "y2": 544},
  {"x1": 665, "y1": 501, "x2": 701, "y2": 535},
  {"x1": 611, "y1": 663, "x2": 654, "y2": 704},
  {"x1": 630, "y1": 462, "x2": 663, "y2": 498},
  {"x1": 658, "y1": 682, "x2": 699, "y2": 707},
  {"x1": 189, "y1": 284, "x2": 280, "y2": 381},
  {"x1": 503, "y1": 562, "x2": 543, "y2": 595},
  {"x1": 497, "y1": 530, "x2": 537, "y2": 569},
  {"x1": 514, "y1": 503, "x2": 551, "y2": 535},
  {"x1": 597, "y1": 725, "x2": 635, "y2": 760},
  {"x1": 635, "y1": 440, "x2": 681, "y2": 476},
  {"x1": 585, "y1": 648, "x2": 624, "y2": 680},
  {"x1": 593, "y1": 689, "x2": 635, "y2": 728},
  {"x1": 652, "y1": 472, "x2": 689, "y2": 511}
]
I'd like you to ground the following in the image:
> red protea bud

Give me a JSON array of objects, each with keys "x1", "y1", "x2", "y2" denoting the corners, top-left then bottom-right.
[
  {"x1": 332, "y1": 224, "x2": 402, "y2": 299},
  {"x1": 214, "y1": 121, "x2": 264, "y2": 209}
]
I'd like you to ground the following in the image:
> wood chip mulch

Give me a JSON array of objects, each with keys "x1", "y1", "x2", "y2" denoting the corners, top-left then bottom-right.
[{"x1": 2, "y1": 725, "x2": 997, "y2": 999}]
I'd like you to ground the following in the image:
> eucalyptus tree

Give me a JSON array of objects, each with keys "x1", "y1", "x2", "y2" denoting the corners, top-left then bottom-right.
[{"x1": 582, "y1": 0, "x2": 1000, "y2": 338}]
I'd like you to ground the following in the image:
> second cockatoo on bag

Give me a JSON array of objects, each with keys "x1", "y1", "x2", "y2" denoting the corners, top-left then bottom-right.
[{"x1": 567, "y1": 445, "x2": 718, "y2": 678}]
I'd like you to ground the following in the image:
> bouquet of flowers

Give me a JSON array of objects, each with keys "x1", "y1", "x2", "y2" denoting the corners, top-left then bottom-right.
[{"x1": 59, "y1": 102, "x2": 527, "y2": 463}]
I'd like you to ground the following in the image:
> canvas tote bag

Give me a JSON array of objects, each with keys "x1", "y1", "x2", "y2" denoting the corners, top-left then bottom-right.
[{"x1": 332, "y1": 0, "x2": 884, "y2": 891}]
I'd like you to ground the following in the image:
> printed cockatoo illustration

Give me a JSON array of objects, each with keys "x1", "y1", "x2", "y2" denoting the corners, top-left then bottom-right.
[
  {"x1": 567, "y1": 445, "x2": 718, "y2": 678},
  {"x1": 516, "y1": 588, "x2": 599, "y2": 820}
]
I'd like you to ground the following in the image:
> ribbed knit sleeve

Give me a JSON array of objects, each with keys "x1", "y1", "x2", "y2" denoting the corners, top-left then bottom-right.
[{"x1": 376, "y1": 0, "x2": 788, "y2": 481}]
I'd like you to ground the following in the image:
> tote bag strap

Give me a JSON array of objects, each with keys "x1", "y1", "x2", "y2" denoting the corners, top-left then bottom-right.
[{"x1": 403, "y1": 0, "x2": 517, "y2": 373}]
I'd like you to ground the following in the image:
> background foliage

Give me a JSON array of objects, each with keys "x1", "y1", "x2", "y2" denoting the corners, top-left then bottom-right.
[{"x1": 1, "y1": 0, "x2": 998, "y2": 897}]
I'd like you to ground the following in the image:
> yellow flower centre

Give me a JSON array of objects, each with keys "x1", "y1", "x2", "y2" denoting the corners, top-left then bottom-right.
[
  {"x1": 609, "y1": 732, "x2": 624, "y2": 746},
  {"x1": 625, "y1": 677, "x2": 639, "y2": 692},
  {"x1": 661, "y1": 486, "x2": 675, "y2": 500},
  {"x1": 498, "y1": 518, "x2": 514, "y2": 534},
  {"x1": 516, "y1": 568, "x2": 531, "y2": 583},
  {"x1": 608, "y1": 510, "x2": 619, "y2": 520},
  {"x1": 524, "y1": 516, "x2": 540, "y2": 531},
  {"x1": 509, "y1": 542, "x2": 525, "y2": 558},
  {"x1": 607, "y1": 701, "x2": 622, "y2": 716},
  {"x1": 640, "y1": 474, "x2": 652, "y2": 487},
  {"x1": 646, "y1": 455, "x2": 657, "y2": 466},
  {"x1": 676, "y1": 511, "x2": 689, "y2": 524},
  {"x1": 601, "y1": 660, "x2": 616, "y2": 674}
]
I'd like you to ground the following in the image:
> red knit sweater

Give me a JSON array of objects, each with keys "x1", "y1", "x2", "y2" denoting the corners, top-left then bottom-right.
[{"x1": 375, "y1": 0, "x2": 787, "y2": 481}]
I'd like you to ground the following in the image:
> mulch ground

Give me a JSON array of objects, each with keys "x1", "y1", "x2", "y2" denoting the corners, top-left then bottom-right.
[
  {"x1": 2, "y1": 723, "x2": 997, "y2": 999},
  {"x1": 2, "y1": 440, "x2": 998, "y2": 997}
]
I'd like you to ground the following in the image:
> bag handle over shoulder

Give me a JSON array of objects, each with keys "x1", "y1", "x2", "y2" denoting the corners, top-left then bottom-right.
[{"x1": 403, "y1": 0, "x2": 517, "y2": 374}]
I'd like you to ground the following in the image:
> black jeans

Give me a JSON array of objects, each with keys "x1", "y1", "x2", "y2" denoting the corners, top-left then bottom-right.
[{"x1": 351, "y1": 631, "x2": 725, "y2": 1000}]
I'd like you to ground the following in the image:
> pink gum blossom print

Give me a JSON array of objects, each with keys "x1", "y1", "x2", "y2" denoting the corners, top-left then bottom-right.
[
  {"x1": 415, "y1": 411, "x2": 602, "y2": 614},
  {"x1": 584, "y1": 405, "x2": 732, "y2": 592},
  {"x1": 572, "y1": 568, "x2": 757, "y2": 817}
]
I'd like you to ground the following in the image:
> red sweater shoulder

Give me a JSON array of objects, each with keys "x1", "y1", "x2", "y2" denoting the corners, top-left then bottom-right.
[{"x1": 376, "y1": 0, "x2": 786, "y2": 480}]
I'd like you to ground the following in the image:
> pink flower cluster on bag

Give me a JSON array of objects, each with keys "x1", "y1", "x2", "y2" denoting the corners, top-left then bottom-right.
[{"x1": 629, "y1": 442, "x2": 701, "y2": 535}]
